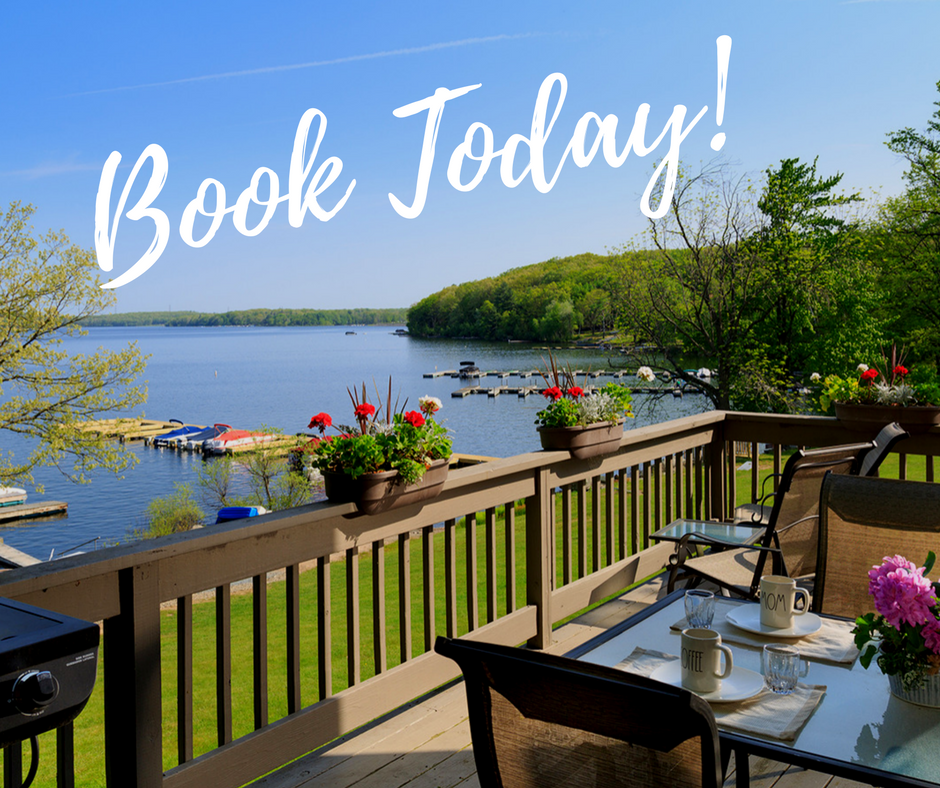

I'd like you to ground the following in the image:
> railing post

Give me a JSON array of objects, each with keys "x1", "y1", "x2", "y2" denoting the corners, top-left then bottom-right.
[
  {"x1": 709, "y1": 421, "x2": 727, "y2": 521},
  {"x1": 103, "y1": 563, "x2": 162, "y2": 788},
  {"x1": 526, "y1": 467, "x2": 553, "y2": 649}
]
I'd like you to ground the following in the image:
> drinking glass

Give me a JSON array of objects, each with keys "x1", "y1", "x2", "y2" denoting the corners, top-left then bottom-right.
[
  {"x1": 763, "y1": 644, "x2": 801, "y2": 694},
  {"x1": 684, "y1": 589, "x2": 715, "y2": 628}
]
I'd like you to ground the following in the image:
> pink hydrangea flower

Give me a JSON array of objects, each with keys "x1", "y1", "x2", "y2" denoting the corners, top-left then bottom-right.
[
  {"x1": 868, "y1": 555, "x2": 938, "y2": 629},
  {"x1": 923, "y1": 617, "x2": 940, "y2": 655}
]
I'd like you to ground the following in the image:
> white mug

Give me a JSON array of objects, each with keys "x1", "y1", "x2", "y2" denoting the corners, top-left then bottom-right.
[
  {"x1": 680, "y1": 628, "x2": 733, "y2": 693},
  {"x1": 760, "y1": 575, "x2": 810, "y2": 629}
]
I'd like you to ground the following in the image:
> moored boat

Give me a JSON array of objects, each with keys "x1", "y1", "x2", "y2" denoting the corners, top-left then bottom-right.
[
  {"x1": 203, "y1": 430, "x2": 279, "y2": 455},
  {"x1": 182, "y1": 423, "x2": 232, "y2": 452},
  {"x1": 0, "y1": 487, "x2": 27, "y2": 507},
  {"x1": 153, "y1": 423, "x2": 206, "y2": 447}
]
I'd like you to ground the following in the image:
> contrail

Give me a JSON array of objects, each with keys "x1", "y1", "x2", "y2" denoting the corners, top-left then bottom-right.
[{"x1": 69, "y1": 33, "x2": 544, "y2": 97}]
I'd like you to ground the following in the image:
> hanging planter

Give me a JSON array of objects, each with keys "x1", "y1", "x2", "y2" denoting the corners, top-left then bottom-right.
[
  {"x1": 538, "y1": 420, "x2": 624, "y2": 460},
  {"x1": 833, "y1": 402, "x2": 940, "y2": 434},
  {"x1": 322, "y1": 458, "x2": 450, "y2": 515}
]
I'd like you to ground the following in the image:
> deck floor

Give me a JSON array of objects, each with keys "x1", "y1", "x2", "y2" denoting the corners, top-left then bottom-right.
[{"x1": 253, "y1": 578, "x2": 867, "y2": 788}]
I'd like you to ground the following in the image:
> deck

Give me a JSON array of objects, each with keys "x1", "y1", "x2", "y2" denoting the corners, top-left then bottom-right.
[{"x1": 253, "y1": 577, "x2": 866, "y2": 788}]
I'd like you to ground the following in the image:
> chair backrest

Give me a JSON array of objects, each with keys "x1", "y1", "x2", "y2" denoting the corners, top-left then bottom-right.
[
  {"x1": 855, "y1": 422, "x2": 909, "y2": 477},
  {"x1": 815, "y1": 474, "x2": 940, "y2": 619},
  {"x1": 435, "y1": 636, "x2": 723, "y2": 788},
  {"x1": 765, "y1": 442, "x2": 872, "y2": 579}
]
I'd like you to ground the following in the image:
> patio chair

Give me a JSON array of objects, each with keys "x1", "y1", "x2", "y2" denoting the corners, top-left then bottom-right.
[
  {"x1": 814, "y1": 473, "x2": 940, "y2": 619},
  {"x1": 435, "y1": 636, "x2": 726, "y2": 788},
  {"x1": 733, "y1": 422, "x2": 908, "y2": 525},
  {"x1": 667, "y1": 441, "x2": 873, "y2": 598}
]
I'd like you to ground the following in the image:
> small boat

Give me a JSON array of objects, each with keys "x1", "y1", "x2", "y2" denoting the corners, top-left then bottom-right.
[
  {"x1": 182, "y1": 423, "x2": 232, "y2": 452},
  {"x1": 0, "y1": 487, "x2": 27, "y2": 507},
  {"x1": 153, "y1": 422, "x2": 206, "y2": 447},
  {"x1": 203, "y1": 430, "x2": 279, "y2": 455},
  {"x1": 346, "y1": 331, "x2": 356, "y2": 335},
  {"x1": 215, "y1": 506, "x2": 268, "y2": 524}
]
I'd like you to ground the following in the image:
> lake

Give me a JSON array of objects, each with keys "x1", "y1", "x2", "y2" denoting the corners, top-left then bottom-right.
[{"x1": 0, "y1": 325, "x2": 709, "y2": 560}]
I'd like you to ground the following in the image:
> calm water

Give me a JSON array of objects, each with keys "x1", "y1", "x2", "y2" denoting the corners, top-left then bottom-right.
[{"x1": 0, "y1": 326, "x2": 709, "y2": 559}]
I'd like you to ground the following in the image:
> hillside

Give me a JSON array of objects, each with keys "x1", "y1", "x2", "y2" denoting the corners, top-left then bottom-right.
[{"x1": 81, "y1": 307, "x2": 409, "y2": 327}]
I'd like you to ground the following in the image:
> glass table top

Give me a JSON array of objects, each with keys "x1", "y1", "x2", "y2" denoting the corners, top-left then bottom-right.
[{"x1": 650, "y1": 518, "x2": 765, "y2": 546}]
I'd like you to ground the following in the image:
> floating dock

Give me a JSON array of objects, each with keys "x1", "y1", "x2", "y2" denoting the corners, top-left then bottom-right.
[
  {"x1": 76, "y1": 419, "x2": 206, "y2": 442},
  {"x1": 0, "y1": 500, "x2": 68, "y2": 525}
]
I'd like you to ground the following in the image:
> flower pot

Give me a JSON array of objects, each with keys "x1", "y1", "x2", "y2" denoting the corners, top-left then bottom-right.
[
  {"x1": 887, "y1": 671, "x2": 940, "y2": 708},
  {"x1": 834, "y1": 402, "x2": 940, "y2": 434},
  {"x1": 322, "y1": 458, "x2": 449, "y2": 515},
  {"x1": 537, "y1": 420, "x2": 624, "y2": 460}
]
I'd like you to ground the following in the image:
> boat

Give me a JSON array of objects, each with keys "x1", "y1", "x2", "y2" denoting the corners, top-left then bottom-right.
[
  {"x1": 215, "y1": 506, "x2": 268, "y2": 524},
  {"x1": 182, "y1": 423, "x2": 232, "y2": 452},
  {"x1": 0, "y1": 487, "x2": 27, "y2": 508},
  {"x1": 152, "y1": 422, "x2": 206, "y2": 447},
  {"x1": 459, "y1": 361, "x2": 481, "y2": 379},
  {"x1": 202, "y1": 430, "x2": 279, "y2": 455}
]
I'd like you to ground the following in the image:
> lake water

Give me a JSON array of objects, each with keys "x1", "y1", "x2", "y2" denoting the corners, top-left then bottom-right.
[{"x1": 0, "y1": 325, "x2": 709, "y2": 560}]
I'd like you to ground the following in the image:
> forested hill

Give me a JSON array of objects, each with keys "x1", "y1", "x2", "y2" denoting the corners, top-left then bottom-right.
[
  {"x1": 82, "y1": 307, "x2": 409, "y2": 327},
  {"x1": 407, "y1": 252, "x2": 623, "y2": 341}
]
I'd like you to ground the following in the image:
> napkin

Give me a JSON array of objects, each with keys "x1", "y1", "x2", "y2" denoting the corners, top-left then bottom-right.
[
  {"x1": 615, "y1": 647, "x2": 826, "y2": 742},
  {"x1": 671, "y1": 598, "x2": 859, "y2": 665}
]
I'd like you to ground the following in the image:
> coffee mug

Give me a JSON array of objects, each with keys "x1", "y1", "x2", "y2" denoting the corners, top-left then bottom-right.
[
  {"x1": 760, "y1": 575, "x2": 810, "y2": 629},
  {"x1": 680, "y1": 628, "x2": 733, "y2": 693}
]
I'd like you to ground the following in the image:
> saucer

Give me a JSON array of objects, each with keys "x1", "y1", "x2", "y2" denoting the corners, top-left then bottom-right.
[
  {"x1": 649, "y1": 661, "x2": 765, "y2": 703},
  {"x1": 726, "y1": 605, "x2": 822, "y2": 638}
]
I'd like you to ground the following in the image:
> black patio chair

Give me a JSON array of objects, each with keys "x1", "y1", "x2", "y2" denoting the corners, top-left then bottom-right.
[{"x1": 435, "y1": 636, "x2": 727, "y2": 788}]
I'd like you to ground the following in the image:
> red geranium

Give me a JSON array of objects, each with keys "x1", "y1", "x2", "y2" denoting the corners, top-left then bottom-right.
[
  {"x1": 403, "y1": 410, "x2": 425, "y2": 428},
  {"x1": 308, "y1": 412, "x2": 332, "y2": 433},
  {"x1": 567, "y1": 386, "x2": 584, "y2": 399},
  {"x1": 861, "y1": 368, "x2": 879, "y2": 382},
  {"x1": 354, "y1": 403, "x2": 376, "y2": 418},
  {"x1": 543, "y1": 386, "x2": 563, "y2": 401},
  {"x1": 895, "y1": 365, "x2": 909, "y2": 376}
]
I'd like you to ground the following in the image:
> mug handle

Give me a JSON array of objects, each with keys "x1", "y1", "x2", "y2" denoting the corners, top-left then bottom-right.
[
  {"x1": 793, "y1": 588, "x2": 810, "y2": 616},
  {"x1": 716, "y1": 644, "x2": 734, "y2": 679}
]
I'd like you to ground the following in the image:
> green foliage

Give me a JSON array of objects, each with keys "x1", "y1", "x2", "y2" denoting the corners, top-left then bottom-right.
[
  {"x1": 534, "y1": 355, "x2": 634, "y2": 428},
  {"x1": 139, "y1": 484, "x2": 204, "y2": 538},
  {"x1": 0, "y1": 202, "x2": 148, "y2": 489},
  {"x1": 80, "y1": 307, "x2": 408, "y2": 327}
]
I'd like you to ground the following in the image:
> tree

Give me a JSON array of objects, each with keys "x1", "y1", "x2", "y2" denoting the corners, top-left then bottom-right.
[
  {"x1": 613, "y1": 159, "x2": 882, "y2": 411},
  {"x1": 0, "y1": 202, "x2": 147, "y2": 489},
  {"x1": 876, "y1": 81, "x2": 940, "y2": 364}
]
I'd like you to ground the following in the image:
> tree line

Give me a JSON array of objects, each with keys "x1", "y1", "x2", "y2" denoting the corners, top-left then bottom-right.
[{"x1": 82, "y1": 307, "x2": 409, "y2": 327}]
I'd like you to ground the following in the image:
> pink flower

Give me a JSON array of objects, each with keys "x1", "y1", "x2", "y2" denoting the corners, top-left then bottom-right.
[
  {"x1": 923, "y1": 617, "x2": 940, "y2": 655},
  {"x1": 403, "y1": 410, "x2": 425, "y2": 428},
  {"x1": 543, "y1": 386, "x2": 563, "y2": 401},
  {"x1": 868, "y1": 555, "x2": 937, "y2": 628}
]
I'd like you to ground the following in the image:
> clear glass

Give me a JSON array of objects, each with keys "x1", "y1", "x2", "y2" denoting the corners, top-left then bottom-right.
[
  {"x1": 684, "y1": 589, "x2": 715, "y2": 628},
  {"x1": 763, "y1": 644, "x2": 800, "y2": 694}
]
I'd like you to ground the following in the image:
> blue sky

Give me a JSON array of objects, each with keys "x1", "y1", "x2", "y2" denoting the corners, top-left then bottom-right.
[{"x1": 2, "y1": 0, "x2": 938, "y2": 313}]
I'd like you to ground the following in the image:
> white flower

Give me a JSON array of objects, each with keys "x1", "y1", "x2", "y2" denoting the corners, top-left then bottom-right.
[
  {"x1": 636, "y1": 366, "x2": 656, "y2": 382},
  {"x1": 810, "y1": 372, "x2": 821, "y2": 383},
  {"x1": 857, "y1": 364, "x2": 869, "y2": 373},
  {"x1": 419, "y1": 395, "x2": 442, "y2": 415}
]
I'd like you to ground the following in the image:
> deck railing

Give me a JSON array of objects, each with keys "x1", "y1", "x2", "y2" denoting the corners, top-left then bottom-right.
[{"x1": 0, "y1": 411, "x2": 936, "y2": 788}]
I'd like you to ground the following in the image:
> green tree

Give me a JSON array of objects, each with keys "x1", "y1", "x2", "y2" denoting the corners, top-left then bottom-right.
[
  {"x1": 138, "y1": 483, "x2": 204, "y2": 538},
  {"x1": 0, "y1": 202, "x2": 147, "y2": 489}
]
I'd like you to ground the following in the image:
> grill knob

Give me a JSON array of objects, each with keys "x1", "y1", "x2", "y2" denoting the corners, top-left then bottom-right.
[{"x1": 12, "y1": 670, "x2": 59, "y2": 715}]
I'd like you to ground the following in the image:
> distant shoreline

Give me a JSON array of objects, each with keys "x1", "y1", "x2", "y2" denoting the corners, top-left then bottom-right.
[{"x1": 81, "y1": 307, "x2": 408, "y2": 328}]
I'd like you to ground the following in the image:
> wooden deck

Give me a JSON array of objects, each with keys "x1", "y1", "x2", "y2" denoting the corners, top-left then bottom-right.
[{"x1": 253, "y1": 577, "x2": 867, "y2": 788}]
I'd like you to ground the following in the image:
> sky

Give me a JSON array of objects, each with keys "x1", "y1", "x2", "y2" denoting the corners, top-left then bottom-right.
[{"x1": 2, "y1": 0, "x2": 939, "y2": 313}]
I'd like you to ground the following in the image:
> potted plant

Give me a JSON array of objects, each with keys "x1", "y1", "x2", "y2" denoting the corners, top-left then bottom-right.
[
  {"x1": 535, "y1": 355, "x2": 637, "y2": 459},
  {"x1": 816, "y1": 345, "x2": 940, "y2": 432},
  {"x1": 853, "y1": 552, "x2": 940, "y2": 707},
  {"x1": 305, "y1": 383, "x2": 452, "y2": 514}
]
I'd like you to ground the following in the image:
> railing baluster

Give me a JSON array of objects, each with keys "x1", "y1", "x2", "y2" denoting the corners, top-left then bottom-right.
[
  {"x1": 653, "y1": 459, "x2": 663, "y2": 533},
  {"x1": 899, "y1": 453, "x2": 908, "y2": 480},
  {"x1": 694, "y1": 446, "x2": 704, "y2": 520},
  {"x1": 561, "y1": 484, "x2": 572, "y2": 585},
  {"x1": 216, "y1": 583, "x2": 232, "y2": 746},
  {"x1": 485, "y1": 507, "x2": 497, "y2": 623},
  {"x1": 373, "y1": 539, "x2": 386, "y2": 674},
  {"x1": 444, "y1": 518, "x2": 457, "y2": 637},
  {"x1": 631, "y1": 465, "x2": 640, "y2": 554},
  {"x1": 928, "y1": 455, "x2": 935, "y2": 483},
  {"x1": 399, "y1": 533, "x2": 412, "y2": 663},
  {"x1": 465, "y1": 514, "x2": 479, "y2": 631},
  {"x1": 751, "y1": 441, "x2": 760, "y2": 504},
  {"x1": 346, "y1": 548, "x2": 360, "y2": 686},
  {"x1": 685, "y1": 450, "x2": 694, "y2": 517},
  {"x1": 178, "y1": 593, "x2": 194, "y2": 763},
  {"x1": 422, "y1": 525, "x2": 435, "y2": 652},
  {"x1": 504, "y1": 503, "x2": 517, "y2": 614},
  {"x1": 642, "y1": 462, "x2": 652, "y2": 549},
  {"x1": 591, "y1": 475, "x2": 601, "y2": 571},
  {"x1": 664, "y1": 455, "x2": 674, "y2": 526},
  {"x1": 252, "y1": 574, "x2": 268, "y2": 730},
  {"x1": 727, "y1": 440, "x2": 737, "y2": 518},
  {"x1": 286, "y1": 564, "x2": 301, "y2": 714},
  {"x1": 605, "y1": 472, "x2": 614, "y2": 566},
  {"x1": 317, "y1": 556, "x2": 332, "y2": 700},
  {"x1": 577, "y1": 480, "x2": 588, "y2": 578},
  {"x1": 618, "y1": 469, "x2": 628, "y2": 560},
  {"x1": 773, "y1": 444, "x2": 782, "y2": 490}
]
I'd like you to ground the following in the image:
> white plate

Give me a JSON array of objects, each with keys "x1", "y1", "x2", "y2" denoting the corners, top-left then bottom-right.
[
  {"x1": 649, "y1": 661, "x2": 765, "y2": 703},
  {"x1": 725, "y1": 605, "x2": 822, "y2": 638}
]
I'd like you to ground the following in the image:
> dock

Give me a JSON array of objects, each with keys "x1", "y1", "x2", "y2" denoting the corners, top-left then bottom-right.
[
  {"x1": 76, "y1": 419, "x2": 205, "y2": 442},
  {"x1": 0, "y1": 538, "x2": 41, "y2": 568},
  {"x1": 0, "y1": 500, "x2": 68, "y2": 524}
]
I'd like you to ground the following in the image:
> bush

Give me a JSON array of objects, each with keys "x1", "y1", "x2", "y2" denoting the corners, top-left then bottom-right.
[{"x1": 139, "y1": 484, "x2": 204, "y2": 538}]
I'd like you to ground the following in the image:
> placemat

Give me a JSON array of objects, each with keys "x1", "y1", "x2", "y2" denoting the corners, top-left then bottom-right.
[
  {"x1": 670, "y1": 598, "x2": 859, "y2": 664},
  {"x1": 616, "y1": 647, "x2": 826, "y2": 742}
]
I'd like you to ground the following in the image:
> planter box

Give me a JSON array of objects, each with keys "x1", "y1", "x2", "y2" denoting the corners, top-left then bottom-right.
[
  {"x1": 322, "y1": 458, "x2": 450, "y2": 515},
  {"x1": 537, "y1": 420, "x2": 624, "y2": 460},
  {"x1": 834, "y1": 402, "x2": 940, "y2": 434}
]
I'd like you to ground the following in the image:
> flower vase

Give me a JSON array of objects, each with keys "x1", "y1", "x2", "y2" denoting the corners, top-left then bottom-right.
[
  {"x1": 887, "y1": 671, "x2": 940, "y2": 708},
  {"x1": 537, "y1": 420, "x2": 624, "y2": 460},
  {"x1": 322, "y1": 458, "x2": 450, "y2": 515}
]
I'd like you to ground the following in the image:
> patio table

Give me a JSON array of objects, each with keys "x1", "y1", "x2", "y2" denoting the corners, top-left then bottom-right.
[
  {"x1": 650, "y1": 518, "x2": 765, "y2": 548},
  {"x1": 568, "y1": 590, "x2": 940, "y2": 788}
]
